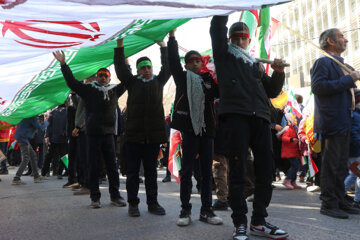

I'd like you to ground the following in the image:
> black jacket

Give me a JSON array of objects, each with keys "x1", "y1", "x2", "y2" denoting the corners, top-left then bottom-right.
[
  {"x1": 114, "y1": 47, "x2": 171, "y2": 144},
  {"x1": 210, "y1": 16, "x2": 284, "y2": 123},
  {"x1": 46, "y1": 107, "x2": 67, "y2": 144},
  {"x1": 168, "y1": 36, "x2": 218, "y2": 138},
  {"x1": 61, "y1": 64, "x2": 126, "y2": 136}
]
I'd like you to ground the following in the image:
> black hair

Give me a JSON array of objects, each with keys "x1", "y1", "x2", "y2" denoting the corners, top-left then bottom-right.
[
  {"x1": 184, "y1": 50, "x2": 202, "y2": 64},
  {"x1": 295, "y1": 94, "x2": 303, "y2": 104},
  {"x1": 229, "y1": 22, "x2": 250, "y2": 37},
  {"x1": 136, "y1": 57, "x2": 151, "y2": 67}
]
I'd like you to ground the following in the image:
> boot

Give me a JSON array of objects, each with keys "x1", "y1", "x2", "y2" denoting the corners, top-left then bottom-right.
[{"x1": 282, "y1": 179, "x2": 294, "y2": 189}]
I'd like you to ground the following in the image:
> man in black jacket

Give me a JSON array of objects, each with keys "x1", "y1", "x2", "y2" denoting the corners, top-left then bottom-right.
[
  {"x1": 210, "y1": 16, "x2": 288, "y2": 240},
  {"x1": 114, "y1": 38, "x2": 170, "y2": 217},
  {"x1": 167, "y1": 30, "x2": 221, "y2": 227},
  {"x1": 53, "y1": 50, "x2": 127, "y2": 209}
]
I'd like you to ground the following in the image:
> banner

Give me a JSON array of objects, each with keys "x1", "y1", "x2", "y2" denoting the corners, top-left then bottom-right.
[{"x1": 0, "y1": 0, "x2": 291, "y2": 124}]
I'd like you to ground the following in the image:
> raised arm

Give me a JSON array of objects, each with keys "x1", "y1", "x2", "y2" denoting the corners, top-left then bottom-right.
[
  {"x1": 167, "y1": 29, "x2": 185, "y2": 86},
  {"x1": 261, "y1": 60, "x2": 285, "y2": 98},
  {"x1": 156, "y1": 40, "x2": 172, "y2": 87},
  {"x1": 114, "y1": 38, "x2": 134, "y2": 88},
  {"x1": 115, "y1": 82, "x2": 126, "y2": 98},
  {"x1": 53, "y1": 51, "x2": 89, "y2": 98},
  {"x1": 210, "y1": 15, "x2": 230, "y2": 61}
]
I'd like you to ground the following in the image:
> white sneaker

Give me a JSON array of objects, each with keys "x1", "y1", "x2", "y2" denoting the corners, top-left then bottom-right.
[
  {"x1": 250, "y1": 222, "x2": 289, "y2": 239},
  {"x1": 177, "y1": 210, "x2": 191, "y2": 226},
  {"x1": 307, "y1": 185, "x2": 320, "y2": 192}
]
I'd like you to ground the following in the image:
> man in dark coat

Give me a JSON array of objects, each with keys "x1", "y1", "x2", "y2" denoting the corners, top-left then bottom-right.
[
  {"x1": 311, "y1": 28, "x2": 360, "y2": 219},
  {"x1": 210, "y1": 16, "x2": 288, "y2": 240},
  {"x1": 114, "y1": 38, "x2": 170, "y2": 217}
]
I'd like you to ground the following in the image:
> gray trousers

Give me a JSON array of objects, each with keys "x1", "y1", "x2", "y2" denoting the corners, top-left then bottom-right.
[
  {"x1": 320, "y1": 130, "x2": 350, "y2": 209},
  {"x1": 15, "y1": 141, "x2": 39, "y2": 179}
]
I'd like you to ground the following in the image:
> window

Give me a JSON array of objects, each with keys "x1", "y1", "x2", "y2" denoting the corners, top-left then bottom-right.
[
  {"x1": 351, "y1": 0, "x2": 356, "y2": 13},
  {"x1": 352, "y1": 32, "x2": 359, "y2": 52}
]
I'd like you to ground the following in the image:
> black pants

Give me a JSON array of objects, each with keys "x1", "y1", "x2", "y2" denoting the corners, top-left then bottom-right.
[
  {"x1": 125, "y1": 143, "x2": 159, "y2": 205},
  {"x1": 67, "y1": 136, "x2": 78, "y2": 183},
  {"x1": 180, "y1": 132, "x2": 213, "y2": 212},
  {"x1": 320, "y1": 131, "x2": 350, "y2": 209},
  {"x1": 88, "y1": 135, "x2": 120, "y2": 201},
  {"x1": 77, "y1": 132, "x2": 89, "y2": 188},
  {"x1": 42, "y1": 143, "x2": 67, "y2": 176},
  {"x1": 225, "y1": 114, "x2": 273, "y2": 226}
]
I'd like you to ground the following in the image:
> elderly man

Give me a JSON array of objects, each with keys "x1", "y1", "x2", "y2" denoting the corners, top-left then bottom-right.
[{"x1": 311, "y1": 28, "x2": 360, "y2": 219}]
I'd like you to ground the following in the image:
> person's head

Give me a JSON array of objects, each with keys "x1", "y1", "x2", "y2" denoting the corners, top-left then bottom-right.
[
  {"x1": 319, "y1": 28, "x2": 348, "y2": 55},
  {"x1": 96, "y1": 68, "x2": 111, "y2": 86},
  {"x1": 184, "y1": 50, "x2": 203, "y2": 74},
  {"x1": 136, "y1": 57, "x2": 153, "y2": 79},
  {"x1": 295, "y1": 94, "x2": 303, "y2": 104},
  {"x1": 229, "y1": 22, "x2": 251, "y2": 50}
]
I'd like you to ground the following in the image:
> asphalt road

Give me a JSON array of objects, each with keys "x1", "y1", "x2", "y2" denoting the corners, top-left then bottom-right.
[{"x1": 0, "y1": 168, "x2": 359, "y2": 240}]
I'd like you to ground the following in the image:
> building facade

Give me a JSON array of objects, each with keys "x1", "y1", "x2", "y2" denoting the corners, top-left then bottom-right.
[{"x1": 271, "y1": 0, "x2": 360, "y2": 87}]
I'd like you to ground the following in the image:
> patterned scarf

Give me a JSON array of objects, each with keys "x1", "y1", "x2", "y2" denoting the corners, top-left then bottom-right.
[
  {"x1": 90, "y1": 81, "x2": 116, "y2": 101},
  {"x1": 186, "y1": 70, "x2": 206, "y2": 136},
  {"x1": 136, "y1": 74, "x2": 157, "y2": 83},
  {"x1": 227, "y1": 43, "x2": 257, "y2": 67}
]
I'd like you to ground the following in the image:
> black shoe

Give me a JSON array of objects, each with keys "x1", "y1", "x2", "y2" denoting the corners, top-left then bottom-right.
[
  {"x1": 57, "y1": 175, "x2": 63, "y2": 180},
  {"x1": 90, "y1": 200, "x2": 101, "y2": 209},
  {"x1": 22, "y1": 171, "x2": 31, "y2": 176},
  {"x1": 233, "y1": 224, "x2": 249, "y2": 240},
  {"x1": 72, "y1": 184, "x2": 81, "y2": 191},
  {"x1": 162, "y1": 175, "x2": 171, "y2": 183},
  {"x1": 212, "y1": 199, "x2": 229, "y2": 211},
  {"x1": 320, "y1": 206, "x2": 349, "y2": 219},
  {"x1": 148, "y1": 202, "x2": 166, "y2": 215},
  {"x1": 111, "y1": 197, "x2": 127, "y2": 207},
  {"x1": 128, "y1": 203, "x2": 140, "y2": 217},
  {"x1": 339, "y1": 202, "x2": 360, "y2": 214},
  {"x1": 0, "y1": 169, "x2": 8, "y2": 175},
  {"x1": 199, "y1": 209, "x2": 223, "y2": 225},
  {"x1": 63, "y1": 181, "x2": 78, "y2": 188}
]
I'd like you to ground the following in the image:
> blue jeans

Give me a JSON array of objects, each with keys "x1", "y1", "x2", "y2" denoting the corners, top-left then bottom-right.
[
  {"x1": 0, "y1": 142, "x2": 8, "y2": 171},
  {"x1": 285, "y1": 157, "x2": 300, "y2": 181},
  {"x1": 344, "y1": 157, "x2": 360, "y2": 202}
]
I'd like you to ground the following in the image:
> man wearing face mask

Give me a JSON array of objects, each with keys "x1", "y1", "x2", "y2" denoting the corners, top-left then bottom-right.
[
  {"x1": 53, "y1": 51, "x2": 127, "y2": 209},
  {"x1": 114, "y1": 38, "x2": 171, "y2": 218},
  {"x1": 210, "y1": 16, "x2": 288, "y2": 240}
]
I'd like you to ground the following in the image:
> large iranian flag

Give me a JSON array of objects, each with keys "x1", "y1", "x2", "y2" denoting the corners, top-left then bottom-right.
[{"x1": 0, "y1": 0, "x2": 291, "y2": 124}]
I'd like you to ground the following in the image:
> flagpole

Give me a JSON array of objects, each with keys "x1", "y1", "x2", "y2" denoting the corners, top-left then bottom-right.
[{"x1": 277, "y1": 21, "x2": 352, "y2": 73}]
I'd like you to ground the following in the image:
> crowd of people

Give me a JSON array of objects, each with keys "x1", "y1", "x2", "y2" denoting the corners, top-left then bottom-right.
[{"x1": 1, "y1": 16, "x2": 360, "y2": 240}]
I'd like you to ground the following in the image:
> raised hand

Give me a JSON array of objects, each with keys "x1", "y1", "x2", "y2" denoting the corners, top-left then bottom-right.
[
  {"x1": 271, "y1": 58, "x2": 286, "y2": 73},
  {"x1": 53, "y1": 50, "x2": 66, "y2": 65},
  {"x1": 169, "y1": 28, "x2": 177, "y2": 37},
  {"x1": 156, "y1": 41, "x2": 166, "y2": 47},
  {"x1": 117, "y1": 38, "x2": 124, "y2": 48}
]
